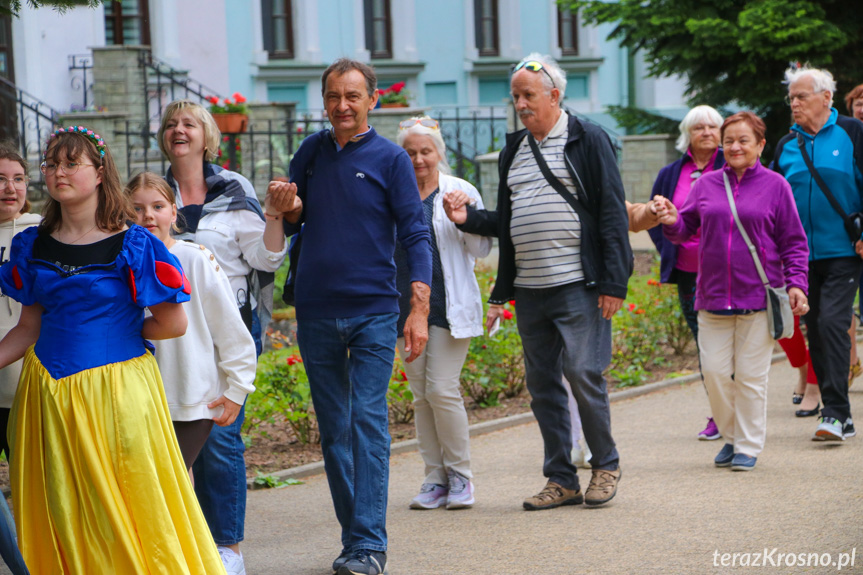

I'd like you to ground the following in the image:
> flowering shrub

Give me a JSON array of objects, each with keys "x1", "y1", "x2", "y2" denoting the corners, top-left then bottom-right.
[
  {"x1": 388, "y1": 353, "x2": 414, "y2": 424},
  {"x1": 608, "y1": 264, "x2": 694, "y2": 387},
  {"x1": 245, "y1": 348, "x2": 319, "y2": 445},
  {"x1": 206, "y1": 92, "x2": 249, "y2": 115},
  {"x1": 461, "y1": 270, "x2": 525, "y2": 407},
  {"x1": 379, "y1": 82, "x2": 411, "y2": 105}
]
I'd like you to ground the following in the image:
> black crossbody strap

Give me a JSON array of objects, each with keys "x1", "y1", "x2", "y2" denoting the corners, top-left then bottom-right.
[
  {"x1": 796, "y1": 132, "x2": 856, "y2": 241},
  {"x1": 526, "y1": 135, "x2": 593, "y2": 226}
]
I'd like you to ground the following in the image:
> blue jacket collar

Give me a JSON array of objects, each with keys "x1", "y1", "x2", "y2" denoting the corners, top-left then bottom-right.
[{"x1": 792, "y1": 107, "x2": 838, "y2": 139}]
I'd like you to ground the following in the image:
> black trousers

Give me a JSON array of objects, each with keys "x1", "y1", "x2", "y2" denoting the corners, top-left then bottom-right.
[{"x1": 807, "y1": 257, "x2": 862, "y2": 422}]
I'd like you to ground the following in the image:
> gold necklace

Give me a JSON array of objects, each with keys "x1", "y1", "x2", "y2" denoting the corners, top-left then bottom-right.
[{"x1": 64, "y1": 224, "x2": 97, "y2": 245}]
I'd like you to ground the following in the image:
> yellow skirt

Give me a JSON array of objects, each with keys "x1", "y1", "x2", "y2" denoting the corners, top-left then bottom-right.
[{"x1": 9, "y1": 347, "x2": 225, "y2": 575}]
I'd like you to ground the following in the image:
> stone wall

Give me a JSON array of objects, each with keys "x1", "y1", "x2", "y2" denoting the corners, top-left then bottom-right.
[
  {"x1": 91, "y1": 46, "x2": 149, "y2": 128},
  {"x1": 620, "y1": 134, "x2": 678, "y2": 203}
]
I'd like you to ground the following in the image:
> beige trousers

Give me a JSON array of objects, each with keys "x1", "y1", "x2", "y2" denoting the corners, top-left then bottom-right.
[
  {"x1": 698, "y1": 311, "x2": 774, "y2": 457},
  {"x1": 397, "y1": 326, "x2": 472, "y2": 485}
]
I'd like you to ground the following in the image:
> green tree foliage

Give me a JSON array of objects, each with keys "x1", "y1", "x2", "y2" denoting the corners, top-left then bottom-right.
[
  {"x1": 0, "y1": 0, "x2": 103, "y2": 16},
  {"x1": 566, "y1": 0, "x2": 863, "y2": 154}
]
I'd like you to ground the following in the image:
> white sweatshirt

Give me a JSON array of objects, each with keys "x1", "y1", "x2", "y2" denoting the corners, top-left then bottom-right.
[
  {"x1": 153, "y1": 241, "x2": 257, "y2": 421},
  {"x1": 0, "y1": 212, "x2": 42, "y2": 408}
]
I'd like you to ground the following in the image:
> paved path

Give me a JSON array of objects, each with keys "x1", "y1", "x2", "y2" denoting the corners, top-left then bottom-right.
[{"x1": 243, "y1": 357, "x2": 863, "y2": 574}]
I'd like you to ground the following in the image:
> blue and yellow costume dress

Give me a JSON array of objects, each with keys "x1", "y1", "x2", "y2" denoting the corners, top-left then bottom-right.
[{"x1": 0, "y1": 225, "x2": 225, "y2": 574}]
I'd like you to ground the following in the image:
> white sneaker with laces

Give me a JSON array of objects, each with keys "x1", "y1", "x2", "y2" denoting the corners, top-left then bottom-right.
[{"x1": 218, "y1": 546, "x2": 246, "y2": 575}]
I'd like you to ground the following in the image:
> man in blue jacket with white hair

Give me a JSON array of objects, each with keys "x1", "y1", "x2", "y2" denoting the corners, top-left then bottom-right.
[{"x1": 773, "y1": 65, "x2": 863, "y2": 442}]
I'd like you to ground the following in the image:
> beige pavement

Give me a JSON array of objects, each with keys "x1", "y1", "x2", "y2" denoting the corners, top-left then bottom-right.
[{"x1": 243, "y1": 356, "x2": 863, "y2": 574}]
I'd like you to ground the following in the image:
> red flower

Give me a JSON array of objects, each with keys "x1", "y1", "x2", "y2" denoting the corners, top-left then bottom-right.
[
  {"x1": 287, "y1": 355, "x2": 303, "y2": 366},
  {"x1": 205, "y1": 95, "x2": 219, "y2": 105},
  {"x1": 399, "y1": 370, "x2": 407, "y2": 381},
  {"x1": 232, "y1": 92, "x2": 246, "y2": 104},
  {"x1": 503, "y1": 310, "x2": 513, "y2": 320},
  {"x1": 222, "y1": 136, "x2": 229, "y2": 142},
  {"x1": 297, "y1": 126, "x2": 304, "y2": 133},
  {"x1": 508, "y1": 300, "x2": 515, "y2": 306},
  {"x1": 635, "y1": 308, "x2": 646, "y2": 315},
  {"x1": 628, "y1": 303, "x2": 636, "y2": 312},
  {"x1": 647, "y1": 279, "x2": 659, "y2": 286},
  {"x1": 391, "y1": 81, "x2": 406, "y2": 93},
  {"x1": 379, "y1": 88, "x2": 390, "y2": 95},
  {"x1": 223, "y1": 98, "x2": 233, "y2": 106},
  {"x1": 222, "y1": 162, "x2": 230, "y2": 169},
  {"x1": 481, "y1": 344, "x2": 487, "y2": 349}
]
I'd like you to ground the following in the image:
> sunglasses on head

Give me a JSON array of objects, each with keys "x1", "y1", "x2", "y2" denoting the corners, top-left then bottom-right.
[
  {"x1": 512, "y1": 60, "x2": 556, "y2": 89},
  {"x1": 399, "y1": 118, "x2": 440, "y2": 130}
]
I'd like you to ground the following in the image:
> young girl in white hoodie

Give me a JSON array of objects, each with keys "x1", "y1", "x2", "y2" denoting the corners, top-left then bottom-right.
[
  {"x1": 126, "y1": 172, "x2": 256, "y2": 471},
  {"x1": 0, "y1": 146, "x2": 41, "y2": 460}
]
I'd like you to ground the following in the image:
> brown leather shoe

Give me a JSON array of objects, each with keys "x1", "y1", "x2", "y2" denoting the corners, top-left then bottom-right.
[
  {"x1": 584, "y1": 468, "x2": 621, "y2": 506},
  {"x1": 522, "y1": 481, "x2": 583, "y2": 511}
]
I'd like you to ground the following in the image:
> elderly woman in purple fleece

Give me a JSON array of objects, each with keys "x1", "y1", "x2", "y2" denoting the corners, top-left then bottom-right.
[{"x1": 663, "y1": 111, "x2": 809, "y2": 472}]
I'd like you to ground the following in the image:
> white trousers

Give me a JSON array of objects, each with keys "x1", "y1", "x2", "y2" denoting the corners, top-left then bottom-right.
[
  {"x1": 698, "y1": 311, "x2": 774, "y2": 457},
  {"x1": 397, "y1": 325, "x2": 472, "y2": 485}
]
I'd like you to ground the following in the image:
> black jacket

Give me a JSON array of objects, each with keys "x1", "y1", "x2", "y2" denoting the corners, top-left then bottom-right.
[{"x1": 459, "y1": 113, "x2": 632, "y2": 303}]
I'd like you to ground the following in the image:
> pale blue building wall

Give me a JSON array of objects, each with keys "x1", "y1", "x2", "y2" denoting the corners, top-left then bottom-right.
[{"x1": 223, "y1": 1, "x2": 687, "y2": 133}]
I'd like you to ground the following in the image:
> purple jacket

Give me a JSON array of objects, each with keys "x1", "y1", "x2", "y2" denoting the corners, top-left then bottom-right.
[{"x1": 664, "y1": 162, "x2": 809, "y2": 311}]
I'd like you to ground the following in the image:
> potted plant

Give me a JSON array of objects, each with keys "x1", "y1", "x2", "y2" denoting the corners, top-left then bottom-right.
[
  {"x1": 207, "y1": 92, "x2": 249, "y2": 133},
  {"x1": 378, "y1": 82, "x2": 411, "y2": 108}
]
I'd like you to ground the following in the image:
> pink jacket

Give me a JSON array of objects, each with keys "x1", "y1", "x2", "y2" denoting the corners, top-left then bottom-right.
[{"x1": 663, "y1": 162, "x2": 809, "y2": 311}]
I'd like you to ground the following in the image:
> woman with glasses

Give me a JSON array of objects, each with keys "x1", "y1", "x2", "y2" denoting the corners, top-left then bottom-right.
[
  {"x1": 0, "y1": 127, "x2": 225, "y2": 573},
  {"x1": 0, "y1": 144, "x2": 38, "y2": 575},
  {"x1": 0, "y1": 146, "x2": 40, "y2": 462},
  {"x1": 157, "y1": 99, "x2": 287, "y2": 575},
  {"x1": 649, "y1": 105, "x2": 725, "y2": 441},
  {"x1": 395, "y1": 116, "x2": 492, "y2": 510}
]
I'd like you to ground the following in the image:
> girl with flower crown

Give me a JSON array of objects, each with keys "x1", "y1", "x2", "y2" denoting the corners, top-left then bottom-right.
[{"x1": 0, "y1": 127, "x2": 225, "y2": 574}]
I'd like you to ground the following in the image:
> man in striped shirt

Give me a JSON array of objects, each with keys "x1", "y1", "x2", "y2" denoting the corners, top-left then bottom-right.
[{"x1": 448, "y1": 53, "x2": 632, "y2": 510}]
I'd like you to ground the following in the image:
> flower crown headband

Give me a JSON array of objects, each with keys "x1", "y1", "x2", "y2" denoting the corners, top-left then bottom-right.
[{"x1": 44, "y1": 126, "x2": 106, "y2": 160}]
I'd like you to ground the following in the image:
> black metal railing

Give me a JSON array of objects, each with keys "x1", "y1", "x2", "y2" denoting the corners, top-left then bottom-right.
[
  {"x1": 118, "y1": 107, "x2": 511, "y2": 192},
  {"x1": 118, "y1": 116, "x2": 332, "y2": 186},
  {"x1": 139, "y1": 51, "x2": 223, "y2": 131},
  {"x1": 0, "y1": 76, "x2": 58, "y2": 199},
  {"x1": 429, "y1": 105, "x2": 509, "y2": 189},
  {"x1": 68, "y1": 53, "x2": 93, "y2": 110}
]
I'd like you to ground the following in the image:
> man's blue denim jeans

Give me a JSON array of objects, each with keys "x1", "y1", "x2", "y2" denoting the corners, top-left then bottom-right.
[
  {"x1": 192, "y1": 402, "x2": 248, "y2": 545},
  {"x1": 191, "y1": 309, "x2": 262, "y2": 545},
  {"x1": 297, "y1": 312, "x2": 397, "y2": 554}
]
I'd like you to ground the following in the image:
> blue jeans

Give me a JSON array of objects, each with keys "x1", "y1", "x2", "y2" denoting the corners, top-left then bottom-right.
[
  {"x1": 515, "y1": 283, "x2": 619, "y2": 492},
  {"x1": 192, "y1": 401, "x2": 247, "y2": 545},
  {"x1": 297, "y1": 313, "x2": 397, "y2": 554}
]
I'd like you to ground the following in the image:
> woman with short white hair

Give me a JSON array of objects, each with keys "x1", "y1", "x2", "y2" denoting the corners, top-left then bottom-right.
[
  {"x1": 395, "y1": 116, "x2": 492, "y2": 510},
  {"x1": 649, "y1": 104, "x2": 725, "y2": 441}
]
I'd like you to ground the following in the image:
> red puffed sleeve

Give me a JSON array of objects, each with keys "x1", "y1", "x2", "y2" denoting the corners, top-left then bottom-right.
[{"x1": 122, "y1": 225, "x2": 191, "y2": 307}]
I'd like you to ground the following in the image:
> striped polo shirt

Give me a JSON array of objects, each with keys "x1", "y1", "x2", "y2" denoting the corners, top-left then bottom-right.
[{"x1": 507, "y1": 111, "x2": 583, "y2": 288}]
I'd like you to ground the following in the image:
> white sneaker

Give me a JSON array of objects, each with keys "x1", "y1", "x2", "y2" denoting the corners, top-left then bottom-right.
[
  {"x1": 571, "y1": 439, "x2": 592, "y2": 469},
  {"x1": 218, "y1": 546, "x2": 246, "y2": 575}
]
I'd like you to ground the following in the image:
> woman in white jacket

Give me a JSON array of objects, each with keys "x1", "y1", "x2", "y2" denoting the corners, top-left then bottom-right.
[
  {"x1": 395, "y1": 117, "x2": 492, "y2": 510},
  {"x1": 126, "y1": 172, "x2": 257, "y2": 472}
]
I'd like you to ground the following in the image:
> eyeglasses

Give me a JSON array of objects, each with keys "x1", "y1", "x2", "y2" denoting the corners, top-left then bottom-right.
[
  {"x1": 0, "y1": 176, "x2": 28, "y2": 189},
  {"x1": 399, "y1": 118, "x2": 439, "y2": 130},
  {"x1": 40, "y1": 161, "x2": 95, "y2": 176},
  {"x1": 512, "y1": 60, "x2": 556, "y2": 89},
  {"x1": 784, "y1": 91, "x2": 822, "y2": 106}
]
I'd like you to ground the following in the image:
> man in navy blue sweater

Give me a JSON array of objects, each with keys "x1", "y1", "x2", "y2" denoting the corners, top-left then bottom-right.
[{"x1": 274, "y1": 58, "x2": 432, "y2": 575}]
